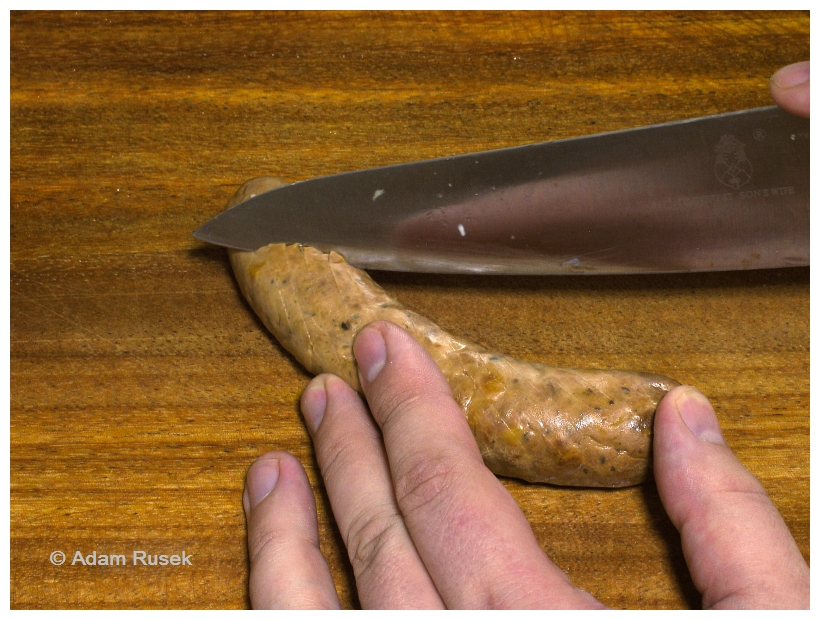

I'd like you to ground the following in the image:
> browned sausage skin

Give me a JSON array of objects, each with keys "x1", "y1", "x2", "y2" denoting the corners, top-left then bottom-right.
[{"x1": 226, "y1": 177, "x2": 680, "y2": 487}]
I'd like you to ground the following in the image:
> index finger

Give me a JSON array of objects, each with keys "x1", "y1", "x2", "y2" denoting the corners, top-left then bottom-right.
[{"x1": 353, "y1": 321, "x2": 602, "y2": 609}]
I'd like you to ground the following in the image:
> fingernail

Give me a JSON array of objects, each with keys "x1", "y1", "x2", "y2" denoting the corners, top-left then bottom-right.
[
  {"x1": 771, "y1": 61, "x2": 810, "y2": 88},
  {"x1": 354, "y1": 326, "x2": 387, "y2": 384},
  {"x1": 675, "y1": 387, "x2": 726, "y2": 445},
  {"x1": 301, "y1": 377, "x2": 328, "y2": 433},
  {"x1": 245, "y1": 457, "x2": 280, "y2": 512}
]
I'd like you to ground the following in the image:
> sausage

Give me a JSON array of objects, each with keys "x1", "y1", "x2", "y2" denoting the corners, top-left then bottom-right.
[{"x1": 226, "y1": 177, "x2": 680, "y2": 487}]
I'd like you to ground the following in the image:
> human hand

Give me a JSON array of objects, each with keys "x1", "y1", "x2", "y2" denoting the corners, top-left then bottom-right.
[
  {"x1": 770, "y1": 61, "x2": 809, "y2": 118},
  {"x1": 243, "y1": 322, "x2": 809, "y2": 609}
]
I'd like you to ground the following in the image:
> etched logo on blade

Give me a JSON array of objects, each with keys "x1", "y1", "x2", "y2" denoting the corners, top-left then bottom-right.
[{"x1": 714, "y1": 135, "x2": 752, "y2": 189}]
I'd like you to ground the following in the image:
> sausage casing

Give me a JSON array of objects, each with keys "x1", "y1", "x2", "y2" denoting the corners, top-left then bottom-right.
[{"x1": 226, "y1": 177, "x2": 680, "y2": 487}]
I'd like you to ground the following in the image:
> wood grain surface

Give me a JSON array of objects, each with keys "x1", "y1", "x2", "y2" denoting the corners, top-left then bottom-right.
[{"x1": 10, "y1": 10, "x2": 809, "y2": 609}]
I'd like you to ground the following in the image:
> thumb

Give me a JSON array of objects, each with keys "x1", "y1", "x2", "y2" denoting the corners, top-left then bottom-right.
[{"x1": 653, "y1": 386, "x2": 809, "y2": 609}]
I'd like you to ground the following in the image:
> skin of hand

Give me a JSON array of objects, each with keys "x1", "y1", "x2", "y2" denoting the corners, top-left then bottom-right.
[
  {"x1": 770, "y1": 61, "x2": 809, "y2": 118},
  {"x1": 243, "y1": 322, "x2": 809, "y2": 609}
]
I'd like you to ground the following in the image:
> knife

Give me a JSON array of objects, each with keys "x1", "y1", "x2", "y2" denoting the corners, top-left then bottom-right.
[{"x1": 194, "y1": 106, "x2": 809, "y2": 275}]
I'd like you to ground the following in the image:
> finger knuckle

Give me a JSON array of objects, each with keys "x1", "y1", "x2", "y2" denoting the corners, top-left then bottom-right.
[
  {"x1": 247, "y1": 523, "x2": 286, "y2": 566},
  {"x1": 316, "y1": 420, "x2": 373, "y2": 487},
  {"x1": 370, "y1": 383, "x2": 429, "y2": 433},
  {"x1": 394, "y1": 450, "x2": 460, "y2": 519},
  {"x1": 344, "y1": 507, "x2": 405, "y2": 578}
]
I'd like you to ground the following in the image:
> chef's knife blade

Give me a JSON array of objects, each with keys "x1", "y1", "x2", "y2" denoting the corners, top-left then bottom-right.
[{"x1": 194, "y1": 106, "x2": 809, "y2": 275}]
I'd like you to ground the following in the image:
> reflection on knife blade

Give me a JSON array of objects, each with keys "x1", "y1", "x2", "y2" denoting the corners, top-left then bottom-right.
[
  {"x1": 194, "y1": 106, "x2": 809, "y2": 275},
  {"x1": 392, "y1": 165, "x2": 809, "y2": 274}
]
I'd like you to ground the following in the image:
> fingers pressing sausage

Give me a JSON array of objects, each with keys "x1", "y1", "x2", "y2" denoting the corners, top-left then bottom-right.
[
  {"x1": 653, "y1": 386, "x2": 809, "y2": 609},
  {"x1": 354, "y1": 322, "x2": 606, "y2": 609},
  {"x1": 300, "y1": 374, "x2": 445, "y2": 609}
]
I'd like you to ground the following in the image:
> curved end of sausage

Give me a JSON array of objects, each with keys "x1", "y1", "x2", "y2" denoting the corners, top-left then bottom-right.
[{"x1": 226, "y1": 176, "x2": 290, "y2": 210}]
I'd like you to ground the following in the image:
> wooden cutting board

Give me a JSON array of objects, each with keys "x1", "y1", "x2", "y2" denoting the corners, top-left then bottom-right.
[{"x1": 10, "y1": 10, "x2": 809, "y2": 609}]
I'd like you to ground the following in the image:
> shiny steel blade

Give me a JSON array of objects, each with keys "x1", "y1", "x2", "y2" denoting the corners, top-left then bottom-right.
[{"x1": 194, "y1": 106, "x2": 809, "y2": 274}]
